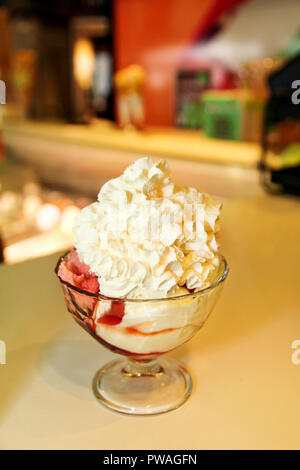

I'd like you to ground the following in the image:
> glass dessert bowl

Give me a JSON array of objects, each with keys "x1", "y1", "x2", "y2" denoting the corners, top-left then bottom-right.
[{"x1": 55, "y1": 251, "x2": 229, "y2": 415}]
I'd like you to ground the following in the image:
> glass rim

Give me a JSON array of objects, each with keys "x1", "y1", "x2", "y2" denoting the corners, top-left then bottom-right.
[{"x1": 55, "y1": 250, "x2": 229, "y2": 303}]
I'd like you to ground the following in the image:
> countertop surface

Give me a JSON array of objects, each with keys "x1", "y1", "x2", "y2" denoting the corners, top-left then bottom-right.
[
  {"x1": 3, "y1": 119, "x2": 261, "y2": 197},
  {"x1": 4, "y1": 119, "x2": 260, "y2": 168},
  {"x1": 1, "y1": 191, "x2": 300, "y2": 450}
]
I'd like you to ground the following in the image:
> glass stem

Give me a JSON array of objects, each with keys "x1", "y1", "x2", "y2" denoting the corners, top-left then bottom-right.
[{"x1": 123, "y1": 358, "x2": 163, "y2": 377}]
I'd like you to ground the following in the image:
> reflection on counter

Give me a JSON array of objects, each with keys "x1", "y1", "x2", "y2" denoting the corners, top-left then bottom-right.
[{"x1": 0, "y1": 178, "x2": 91, "y2": 264}]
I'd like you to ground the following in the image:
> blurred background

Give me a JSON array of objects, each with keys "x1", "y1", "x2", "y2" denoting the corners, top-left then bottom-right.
[{"x1": 1, "y1": 0, "x2": 300, "y2": 264}]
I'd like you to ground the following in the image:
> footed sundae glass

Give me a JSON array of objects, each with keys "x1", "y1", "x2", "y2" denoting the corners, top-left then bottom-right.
[{"x1": 55, "y1": 252, "x2": 228, "y2": 415}]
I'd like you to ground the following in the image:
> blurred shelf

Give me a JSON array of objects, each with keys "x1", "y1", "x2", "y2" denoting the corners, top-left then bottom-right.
[{"x1": 3, "y1": 119, "x2": 261, "y2": 168}]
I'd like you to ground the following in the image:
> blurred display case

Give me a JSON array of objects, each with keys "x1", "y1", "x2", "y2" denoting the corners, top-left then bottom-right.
[
  {"x1": 0, "y1": 158, "x2": 92, "y2": 263},
  {"x1": 70, "y1": 14, "x2": 114, "y2": 123},
  {"x1": 9, "y1": 0, "x2": 114, "y2": 122},
  {"x1": 261, "y1": 54, "x2": 300, "y2": 196}
]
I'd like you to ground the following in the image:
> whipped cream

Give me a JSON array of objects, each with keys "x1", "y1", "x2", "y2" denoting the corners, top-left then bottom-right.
[{"x1": 74, "y1": 157, "x2": 221, "y2": 299}]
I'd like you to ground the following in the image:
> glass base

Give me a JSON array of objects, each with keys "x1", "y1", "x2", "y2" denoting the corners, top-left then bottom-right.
[{"x1": 92, "y1": 357, "x2": 193, "y2": 415}]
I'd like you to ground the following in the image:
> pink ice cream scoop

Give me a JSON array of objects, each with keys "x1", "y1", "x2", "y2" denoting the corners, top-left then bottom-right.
[
  {"x1": 58, "y1": 249, "x2": 99, "y2": 317},
  {"x1": 58, "y1": 248, "x2": 99, "y2": 294}
]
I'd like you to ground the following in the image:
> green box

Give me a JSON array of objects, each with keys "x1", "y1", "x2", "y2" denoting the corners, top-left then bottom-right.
[{"x1": 202, "y1": 94, "x2": 243, "y2": 140}]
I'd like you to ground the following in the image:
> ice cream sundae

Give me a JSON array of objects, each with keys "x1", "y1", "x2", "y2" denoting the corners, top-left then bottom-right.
[
  {"x1": 56, "y1": 157, "x2": 228, "y2": 414},
  {"x1": 58, "y1": 157, "x2": 222, "y2": 355}
]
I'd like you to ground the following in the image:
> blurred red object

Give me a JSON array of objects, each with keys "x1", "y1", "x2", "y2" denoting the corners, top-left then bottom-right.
[{"x1": 115, "y1": 0, "x2": 245, "y2": 127}]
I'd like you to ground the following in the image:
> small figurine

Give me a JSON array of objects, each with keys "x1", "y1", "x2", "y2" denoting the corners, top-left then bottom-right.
[{"x1": 114, "y1": 64, "x2": 145, "y2": 129}]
